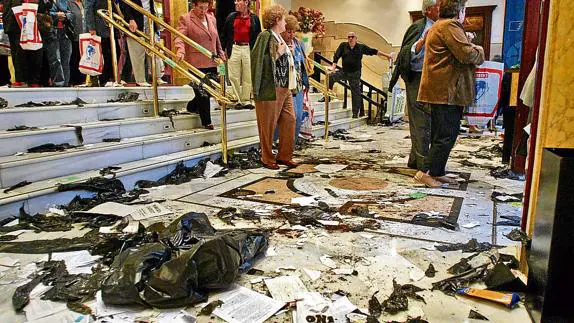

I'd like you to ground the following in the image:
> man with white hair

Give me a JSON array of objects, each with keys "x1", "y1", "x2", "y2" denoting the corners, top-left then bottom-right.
[
  {"x1": 389, "y1": 0, "x2": 440, "y2": 170},
  {"x1": 326, "y1": 32, "x2": 392, "y2": 118}
]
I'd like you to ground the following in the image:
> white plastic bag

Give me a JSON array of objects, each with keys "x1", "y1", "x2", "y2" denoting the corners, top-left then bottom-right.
[
  {"x1": 78, "y1": 33, "x2": 103, "y2": 76},
  {"x1": 0, "y1": 12, "x2": 10, "y2": 55},
  {"x1": 465, "y1": 61, "x2": 504, "y2": 127},
  {"x1": 12, "y1": 3, "x2": 43, "y2": 51},
  {"x1": 300, "y1": 90, "x2": 315, "y2": 139}
]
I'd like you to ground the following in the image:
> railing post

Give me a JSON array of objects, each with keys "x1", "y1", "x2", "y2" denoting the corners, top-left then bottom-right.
[
  {"x1": 324, "y1": 73, "x2": 330, "y2": 142},
  {"x1": 107, "y1": 0, "x2": 118, "y2": 84},
  {"x1": 149, "y1": 23, "x2": 159, "y2": 117},
  {"x1": 219, "y1": 63, "x2": 228, "y2": 164}
]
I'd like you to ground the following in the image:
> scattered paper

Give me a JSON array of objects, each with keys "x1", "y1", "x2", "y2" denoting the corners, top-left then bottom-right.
[
  {"x1": 51, "y1": 250, "x2": 101, "y2": 275},
  {"x1": 495, "y1": 195, "x2": 520, "y2": 202},
  {"x1": 462, "y1": 222, "x2": 481, "y2": 229},
  {"x1": 48, "y1": 207, "x2": 66, "y2": 216},
  {"x1": 96, "y1": 291, "x2": 140, "y2": 317},
  {"x1": 303, "y1": 269, "x2": 321, "y2": 281},
  {"x1": 3, "y1": 219, "x2": 19, "y2": 227},
  {"x1": 264, "y1": 276, "x2": 309, "y2": 302},
  {"x1": 1, "y1": 229, "x2": 33, "y2": 237},
  {"x1": 320, "y1": 255, "x2": 338, "y2": 269},
  {"x1": 249, "y1": 277, "x2": 269, "y2": 284},
  {"x1": 24, "y1": 284, "x2": 68, "y2": 321},
  {"x1": 291, "y1": 196, "x2": 317, "y2": 206},
  {"x1": 295, "y1": 292, "x2": 356, "y2": 323},
  {"x1": 122, "y1": 221, "x2": 141, "y2": 234},
  {"x1": 290, "y1": 225, "x2": 309, "y2": 231},
  {"x1": 409, "y1": 267, "x2": 425, "y2": 281},
  {"x1": 76, "y1": 202, "x2": 136, "y2": 217},
  {"x1": 275, "y1": 266, "x2": 297, "y2": 273},
  {"x1": 212, "y1": 285, "x2": 285, "y2": 323},
  {"x1": 129, "y1": 202, "x2": 172, "y2": 221},
  {"x1": 204, "y1": 161, "x2": 225, "y2": 179},
  {"x1": 331, "y1": 296, "x2": 358, "y2": 319},
  {"x1": 317, "y1": 220, "x2": 340, "y2": 226},
  {"x1": 265, "y1": 246, "x2": 277, "y2": 257},
  {"x1": 314, "y1": 164, "x2": 348, "y2": 174},
  {"x1": 0, "y1": 256, "x2": 19, "y2": 268}
]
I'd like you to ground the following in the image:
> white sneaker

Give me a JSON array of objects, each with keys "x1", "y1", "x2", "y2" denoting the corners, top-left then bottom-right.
[
  {"x1": 156, "y1": 79, "x2": 167, "y2": 85},
  {"x1": 137, "y1": 82, "x2": 151, "y2": 87}
]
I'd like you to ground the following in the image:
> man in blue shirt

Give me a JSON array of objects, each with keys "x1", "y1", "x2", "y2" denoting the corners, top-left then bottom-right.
[{"x1": 390, "y1": 0, "x2": 439, "y2": 170}]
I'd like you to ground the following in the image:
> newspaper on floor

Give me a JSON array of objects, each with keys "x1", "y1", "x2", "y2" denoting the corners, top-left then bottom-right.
[
  {"x1": 264, "y1": 276, "x2": 309, "y2": 302},
  {"x1": 128, "y1": 203, "x2": 172, "y2": 221},
  {"x1": 75, "y1": 202, "x2": 172, "y2": 221},
  {"x1": 291, "y1": 196, "x2": 317, "y2": 206},
  {"x1": 314, "y1": 164, "x2": 348, "y2": 174},
  {"x1": 25, "y1": 309, "x2": 91, "y2": 323},
  {"x1": 51, "y1": 250, "x2": 101, "y2": 275},
  {"x1": 212, "y1": 285, "x2": 285, "y2": 323},
  {"x1": 204, "y1": 161, "x2": 225, "y2": 179},
  {"x1": 95, "y1": 291, "x2": 142, "y2": 318}
]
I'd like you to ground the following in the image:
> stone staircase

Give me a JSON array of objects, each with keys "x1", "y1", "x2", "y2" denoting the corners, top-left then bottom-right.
[{"x1": 0, "y1": 86, "x2": 366, "y2": 217}]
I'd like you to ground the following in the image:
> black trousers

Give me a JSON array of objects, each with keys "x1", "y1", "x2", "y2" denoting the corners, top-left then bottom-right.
[
  {"x1": 405, "y1": 73, "x2": 431, "y2": 170},
  {"x1": 502, "y1": 106, "x2": 515, "y2": 164},
  {"x1": 329, "y1": 69, "x2": 363, "y2": 116},
  {"x1": 8, "y1": 31, "x2": 43, "y2": 85},
  {"x1": 99, "y1": 37, "x2": 120, "y2": 85},
  {"x1": 69, "y1": 40, "x2": 86, "y2": 85},
  {"x1": 0, "y1": 55, "x2": 10, "y2": 86},
  {"x1": 187, "y1": 67, "x2": 217, "y2": 126},
  {"x1": 423, "y1": 104, "x2": 464, "y2": 177}
]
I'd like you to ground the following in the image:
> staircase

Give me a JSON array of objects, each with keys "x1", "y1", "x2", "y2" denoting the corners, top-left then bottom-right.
[{"x1": 0, "y1": 86, "x2": 366, "y2": 218}]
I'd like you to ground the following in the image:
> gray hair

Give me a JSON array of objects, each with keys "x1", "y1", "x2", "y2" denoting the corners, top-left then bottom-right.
[{"x1": 422, "y1": 0, "x2": 438, "y2": 14}]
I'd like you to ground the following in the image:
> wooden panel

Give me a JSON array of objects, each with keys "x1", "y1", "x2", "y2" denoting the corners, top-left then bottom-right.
[
  {"x1": 409, "y1": 5, "x2": 496, "y2": 58},
  {"x1": 510, "y1": 71, "x2": 520, "y2": 107}
]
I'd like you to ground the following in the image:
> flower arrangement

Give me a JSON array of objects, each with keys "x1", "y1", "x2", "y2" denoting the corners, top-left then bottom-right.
[{"x1": 290, "y1": 7, "x2": 326, "y2": 36}]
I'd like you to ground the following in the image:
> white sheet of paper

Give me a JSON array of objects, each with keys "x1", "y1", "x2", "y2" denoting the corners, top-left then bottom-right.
[
  {"x1": 51, "y1": 250, "x2": 101, "y2": 275},
  {"x1": 3, "y1": 219, "x2": 19, "y2": 227},
  {"x1": 77, "y1": 202, "x2": 136, "y2": 217},
  {"x1": 129, "y1": 203, "x2": 172, "y2": 221},
  {"x1": 96, "y1": 291, "x2": 140, "y2": 317},
  {"x1": 25, "y1": 310, "x2": 90, "y2": 323},
  {"x1": 332, "y1": 268, "x2": 354, "y2": 275},
  {"x1": 24, "y1": 284, "x2": 68, "y2": 321},
  {"x1": 317, "y1": 220, "x2": 340, "y2": 226},
  {"x1": 122, "y1": 221, "x2": 141, "y2": 233},
  {"x1": 2, "y1": 229, "x2": 33, "y2": 237},
  {"x1": 320, "y1": 255, "x2": 338, "y2": 269},
  {"x1": 331, "y1": 296, "x2": 358, "y2": 320},
  {"x1": 462, "y1": 222, "x2": 481, "y2": 229},
  {"x1": 291, "y1": 196, "x2": 317, "y2": 206},
  {"x1": 0, "y1": 256, "x2": 20, "y2": 267},
  {"x1": 314, "y1": 164, "x2": 348, "y2": 174},
  {"x1": 212, "y1": 285, "x2": 285, "y2": 323},
  {"x1": 264, "y1": 276, "x2": 309, "y2": 302},
  {"x1": 204, "y1": 161, "x2": 225, "y2": 178},
  {"x1": 303, "y1": 269, "x2": 321, "y2": 281},
  {"x1": 294, "y1": 292, "x2": 332, "y2": 323}
]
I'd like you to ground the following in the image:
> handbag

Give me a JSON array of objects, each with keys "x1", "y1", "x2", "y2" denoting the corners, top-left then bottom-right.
[{"x1": 36, "y1": 13, "x2": 52, "y2": 33}]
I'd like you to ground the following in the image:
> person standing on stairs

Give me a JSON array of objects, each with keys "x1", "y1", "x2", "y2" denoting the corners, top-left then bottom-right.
[
  {"x1": 175, "y1": 0, "x2": 226, "y2": 130},
  {"x1": 251, "y1": 4, "x2": 298, "y2": 170},
  {"x1": 68, "y1": 0, "x2": 86, "y2": 86},
  {"x1": 389, "y1": 0, "x2": 439, "y2": 171},
  {"x1": 221, "y1": 0, "x2": 261, "y2": 109},
  {"x1": 122, "y1": 0, "x2": 161, "y2": 86},
  {"x1": 415, "y1": 0, "x2": 485, "y2": 188},
  {"x1": 325, "y1": 32, "x2": 393, "y2": 118}
]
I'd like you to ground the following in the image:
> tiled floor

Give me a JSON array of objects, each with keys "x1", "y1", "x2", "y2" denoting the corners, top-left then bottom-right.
[{"x1": 0, "y1": 124, "x2": 531, "y2": 322}]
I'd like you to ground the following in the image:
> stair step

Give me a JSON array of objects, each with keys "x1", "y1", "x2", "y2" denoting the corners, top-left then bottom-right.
[
  {"x1": 0, "y1": 86, "x2": 195, "y2": 107},
  {"x1": 0, "y1": 116, "x2": 367, "y2": 217}
]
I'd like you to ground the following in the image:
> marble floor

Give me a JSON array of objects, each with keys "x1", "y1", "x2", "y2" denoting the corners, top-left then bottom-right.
[{"x1": 0, "y1": 124, "x2": 532, "y2": 323}]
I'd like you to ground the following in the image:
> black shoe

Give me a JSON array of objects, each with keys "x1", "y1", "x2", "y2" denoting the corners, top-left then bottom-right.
[
  {"x1": 318, "y1": 97, "x2": 325, "y2": 102},
  {"x1": 359, "y1": 112, "x2": 365, "y2": 117},
  {"x1": 352, "y1": 114, "x2": 358, "y2": 119},
  {"x1": 245, "y1": 104, "x2": 255, "y2": 110}
]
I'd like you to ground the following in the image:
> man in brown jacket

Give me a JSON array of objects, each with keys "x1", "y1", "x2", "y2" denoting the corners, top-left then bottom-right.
[{"x1": 415, "y1": 0, "x2": 485, "y2": 187}]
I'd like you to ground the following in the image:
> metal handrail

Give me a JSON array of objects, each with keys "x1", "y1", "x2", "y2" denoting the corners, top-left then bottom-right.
[{"x1": 98, "y1": 9, "x2": 232, "y2": 163}]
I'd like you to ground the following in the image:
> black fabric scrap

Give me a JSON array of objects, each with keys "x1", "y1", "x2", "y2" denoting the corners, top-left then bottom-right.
[
  {"x1": 107, "y1": 92, "x2": 139, "y2": 103},
  {"x1": 159, "y1": 109, "x2": 180, "y2": 118},
  {"x1": 0, "y1": 97, "x2": 7, "y2": 109},
  {"x1": 199, "y1": 300, "x2": 224, "y2": 315},
  {"x1": 490, "y1": 166, "x2": 525, "y2": 181},
  {"x1": 469, "y1": 310, "x2": 489, "y2": 320},
  {"x1": 28, "y1": 143, "x2": 77, "y2": 153},
  {"x1": 447, "y1": 258, "x2": 472, "y2": 275},
  {"x1": 411, "y1": 213, "x2": 457, "y2": 230},
  {"x1": 99, "y1": 166, "x2": 122, "y2": 177},
  {"x1": 3, "y1": 180, "x2": 32, "y2": 193},
  {"x1": 381, "y1": 280, "x2": 425, "y2": 315},
  {"x1": 217, "y1": 207, "x2": 237, "y2": 226},
  {"x1": 224, "y1": 148, "x2": 262, "y2": 169},
  {"x1": 368, "y1": 291, "x2": 382, "y2": 317},
  {"x1": 389, "y1": 317, "x2": 429, "y2": 323},
  {"x1": 102, "y1": 138, "x2": 121, "y2": 142},
  {"x1": 135, "y1": 159, "x2": 209, "y2": 189},
  {"x1": 485, "y1": 263, "x2": 527, "y2": 292},
  {"x1": 425, "y1": 263, "x2": 436, "y2": 278},
  {"x1": 436, "y1": 239, "x2": 493, "y2": 253},
  {"x1": 325, "y1": 188, "x2": 339, "y2": 197},
  {"x1": 329, "y1": 128, "x2": 354, "y2": 140},
  {"x1": 504, "y1": 229, "x2": 530, "y2": 244},
  {"x1": 13, "y1": 98, "x2": 87, "y2": 107},
  {"x1": 67, "y1": 125, "x2": 84, "y2": 145},
  {"x1": 432, "y1": 264, "x2": 489, "y2": 295},
  {"x1": 7, "y1": 125, "x2": 40, "y2": 131}
]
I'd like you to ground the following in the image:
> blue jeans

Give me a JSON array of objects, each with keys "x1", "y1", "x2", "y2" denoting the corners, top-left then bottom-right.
[{"x1": 45, "y1": 29, "x2": 72, "y2": 86}]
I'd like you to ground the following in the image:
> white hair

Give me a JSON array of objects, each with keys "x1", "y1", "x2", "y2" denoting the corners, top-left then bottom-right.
[{"x1": 422, "y1": 0, "x2": 438, "y2": 14}]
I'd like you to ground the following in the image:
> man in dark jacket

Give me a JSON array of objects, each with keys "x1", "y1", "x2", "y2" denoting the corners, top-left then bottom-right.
[
  {"x1": 85, "y1": 0, "x2": 120, "y2": 85},
  {"x1": 3, "y1": 0, "x2": 51, "y2": 87},
  {"x1": 221, "y1": 0, "x2": 261, "y2": 108},
  {"x1": 328, "y1": 32, "x2": 392, "y2": 118},
  {"x1": 389, "y1": 0, "x2": 439, "y2": 171},
  {"x1": 123, "y1": 0, "x2": 156, "y2": 86}
]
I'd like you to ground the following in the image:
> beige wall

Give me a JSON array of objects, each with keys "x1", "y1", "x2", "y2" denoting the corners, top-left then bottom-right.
[{"x1": 291, "y1": 0, "x2": 504, "y2": 58}]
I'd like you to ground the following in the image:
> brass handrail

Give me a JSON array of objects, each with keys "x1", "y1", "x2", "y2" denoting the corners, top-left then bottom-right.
[
  {"x1": 98, "y1": 9, "x2": 233, "y2": 163},
  {"x1": 309, "y1": 61, "x2": 332, "y2": 141}
]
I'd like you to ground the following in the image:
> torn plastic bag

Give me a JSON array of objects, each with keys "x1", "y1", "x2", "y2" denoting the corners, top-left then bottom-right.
[
  {"x1": 161, "y1": 212, "x2": 216, "y2": 246},
  {"x1": 135, "y1": 160, "x2": 209, "y2": 188},
  {"x1": 102, "y1": 230, "x2": 268, "y2": 308}
]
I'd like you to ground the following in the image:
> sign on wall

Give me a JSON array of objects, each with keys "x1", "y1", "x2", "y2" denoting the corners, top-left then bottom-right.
[{"x1": 502, "y1": 0, "x2": 525, "y2": 68}]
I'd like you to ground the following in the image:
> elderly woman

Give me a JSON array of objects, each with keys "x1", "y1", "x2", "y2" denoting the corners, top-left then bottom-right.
[
  {"x1": 415, "y1": 0, "x2": 485, "y2": 187},
  {"x1": 175, "y1": 0, "x2": 226, "y2": 130},
  {"x1": 281, "y1": 15, "x2": 309, "y2": 143},
  {"x1": 251, "y1": 4, "x2": 298, "y2": 169}
]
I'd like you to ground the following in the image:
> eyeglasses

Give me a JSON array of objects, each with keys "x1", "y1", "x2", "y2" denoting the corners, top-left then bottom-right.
[{"x1": 347, "y1": 36, "x2": 356, "y2": 39}]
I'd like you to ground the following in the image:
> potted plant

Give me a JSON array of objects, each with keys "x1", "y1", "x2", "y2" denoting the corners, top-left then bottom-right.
[{"x1": 289, "y1": 7, "x2": 325, "y2": 55}]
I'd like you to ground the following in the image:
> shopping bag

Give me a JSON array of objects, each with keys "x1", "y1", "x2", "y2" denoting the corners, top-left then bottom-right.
[
  {"x1": 299, "y1": 90, "x2": 315, "y2": 139},
  {"x1": 465, "y1": 61, "x2": 504, "y2": 127},
  {"x1": 12, "y1": 3, "x2": 43, "y2": 51},
  {"x1": 0, "y1": 12, "x2": 10, "y2": 55},
  {"x1": 78, "y1": 33, "x2": 103, "y2": 76}
]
